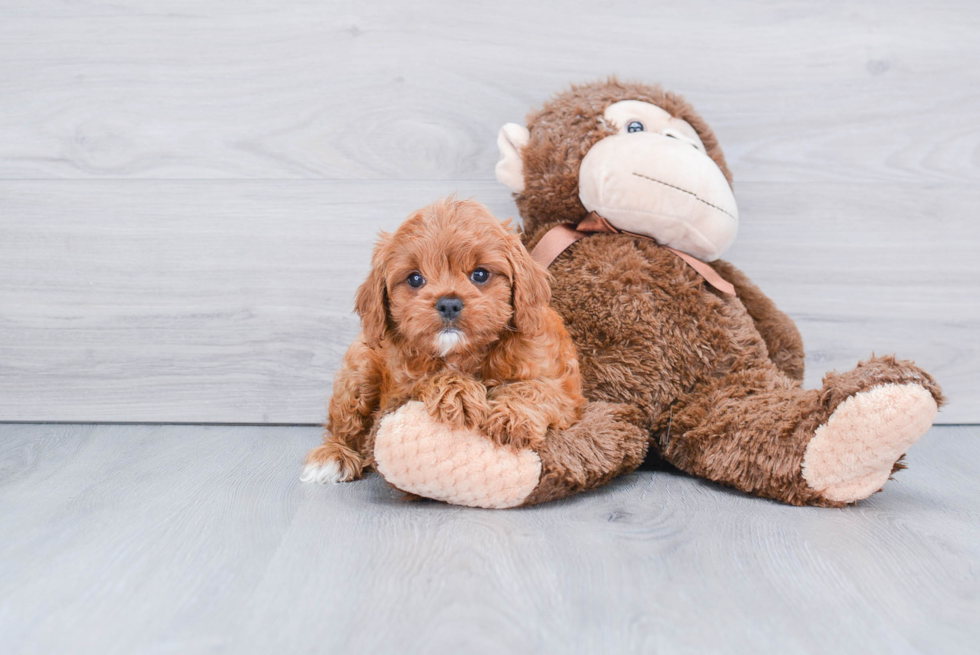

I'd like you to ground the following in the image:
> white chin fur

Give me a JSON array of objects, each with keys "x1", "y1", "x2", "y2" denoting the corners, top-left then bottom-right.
[{"x1": 435, "y1": 329, "x2": 465, "y2": 357}]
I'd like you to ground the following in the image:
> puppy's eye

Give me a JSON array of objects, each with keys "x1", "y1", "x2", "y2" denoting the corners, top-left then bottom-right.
[
  {"x1": 627, "y1": 121, "x2": 644, "y2": 133},
  {"x1": 470, "y1": 268, "x2": 490, "y2": 284},
  {"x1": 406, "y1": 271, "x2": 425, "y2": 288}
]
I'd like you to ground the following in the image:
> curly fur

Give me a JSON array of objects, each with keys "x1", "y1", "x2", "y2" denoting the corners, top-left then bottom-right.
[{"x1": 304, "y1": 198, "x2": 585, "y2": 479}]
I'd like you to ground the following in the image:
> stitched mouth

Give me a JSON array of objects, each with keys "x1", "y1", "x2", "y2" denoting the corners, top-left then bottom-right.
[{"x1": 632, "y1": 172, "x2": 736, "y2": 221}]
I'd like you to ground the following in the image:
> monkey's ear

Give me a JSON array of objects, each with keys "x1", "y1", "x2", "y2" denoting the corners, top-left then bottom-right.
[
  {"x1": 354, "y1": 232, "x2": 392, "y2": 347},
  {"x1": 495, "y1": 123, "x2": 530, "y2": 194}
]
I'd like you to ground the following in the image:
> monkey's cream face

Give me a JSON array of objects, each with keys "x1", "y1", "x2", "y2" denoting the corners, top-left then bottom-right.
[
  {"x1": 496, "y1": 100, "x2": 739, "y2": 262},
  {"x1": 577, "y1": 101, "x2": 738, "y2": 262}
]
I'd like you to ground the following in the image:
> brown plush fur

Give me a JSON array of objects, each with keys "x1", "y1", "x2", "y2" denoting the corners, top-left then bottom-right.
[
  {"x1": 522, "y1": 402, "x2": 648, "y2": 506},
  {"x1": 305, "y1": 198, "x2": 585, "y2": 480},
  {"x1": 517, "y1": 78, "x2": 732, "y2": 240},
  {"x1": 709, "y1": 260, "x2": 806, "y2": 383},
  {"x1": 509, "y1": 78, "x2": 945, "y2": 506}
]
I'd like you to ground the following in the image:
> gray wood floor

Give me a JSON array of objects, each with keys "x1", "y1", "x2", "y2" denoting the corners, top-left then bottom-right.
[
  {"x1": 1, "y1": 423, "x2": 977, "y2": 655},
  {"x1": 1, "y1": 3, "x2": 978, "y2": 653}
]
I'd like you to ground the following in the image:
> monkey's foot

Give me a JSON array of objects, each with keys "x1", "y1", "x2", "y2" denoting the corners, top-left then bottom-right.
[
  {"x1": 374, "y1": 402, "x2": 542, "y2": 509},
  {"x1": 802, "y1": 384, "x2": 938, "y2": 503}
]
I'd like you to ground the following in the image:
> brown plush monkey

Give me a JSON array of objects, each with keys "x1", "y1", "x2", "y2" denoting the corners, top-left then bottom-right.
[{"x1": 372, "y1": 78, "x2": 944, "y2": 508}]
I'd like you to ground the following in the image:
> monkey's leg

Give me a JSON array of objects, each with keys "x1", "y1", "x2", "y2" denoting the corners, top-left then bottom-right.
[
  {"x1": 661, "y1": 356, "x2": 944, "y2": 507},
  {"x1": 373, "y1": 401, "x2": 647, "y2": 508}
]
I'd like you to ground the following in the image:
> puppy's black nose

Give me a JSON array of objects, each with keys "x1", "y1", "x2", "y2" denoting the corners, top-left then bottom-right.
[{"x1": 436, "y1": 296, "x2": 463, "y2": 321}]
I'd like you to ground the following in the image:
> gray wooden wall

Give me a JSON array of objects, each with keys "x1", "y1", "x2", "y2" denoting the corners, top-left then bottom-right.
[{"x1": 1, "y1": 1, "x2": 977, "y2": 424}]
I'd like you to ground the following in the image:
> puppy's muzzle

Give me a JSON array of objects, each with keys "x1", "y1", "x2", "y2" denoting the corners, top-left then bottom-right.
[{"x1": 435, "y1": 296, "x2": 463, "y2": 322}]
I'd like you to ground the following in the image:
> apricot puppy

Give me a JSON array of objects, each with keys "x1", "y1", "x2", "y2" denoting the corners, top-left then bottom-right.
[{"x1": 301, "y1": 198, "x2": 584, "y2": 484}]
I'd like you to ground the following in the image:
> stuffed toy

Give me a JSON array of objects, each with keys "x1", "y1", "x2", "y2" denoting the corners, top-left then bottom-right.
[{"x1": 373, "y1": 78, "x2": 944, "y2": 509}]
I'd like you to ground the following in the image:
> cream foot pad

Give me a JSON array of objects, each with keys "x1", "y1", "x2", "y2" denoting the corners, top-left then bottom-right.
[
  {"x1": 802, "y1": 383, "x2": 938, "y2": 503},
  {"x1": 374, "y1": 402, "x2": 542, "y2": 509}
]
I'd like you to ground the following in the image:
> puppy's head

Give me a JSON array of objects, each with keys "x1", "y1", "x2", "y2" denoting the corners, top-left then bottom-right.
[{"x1": 355, "y1": 198, "x2": 551, "y2": 357}]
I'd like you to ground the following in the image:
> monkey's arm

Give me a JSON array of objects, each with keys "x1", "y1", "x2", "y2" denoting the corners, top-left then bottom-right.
[
  {"x1": 373, "y1": 400, "x2": 648, "y2": 508},
  {"x1": 710, "y1": 260, "x2": 805, "y2": 383}
]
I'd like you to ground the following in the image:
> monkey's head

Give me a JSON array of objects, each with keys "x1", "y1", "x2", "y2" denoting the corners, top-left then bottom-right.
[{"x1": 496, "y1": 78, "x2": 737, "y2": 262}]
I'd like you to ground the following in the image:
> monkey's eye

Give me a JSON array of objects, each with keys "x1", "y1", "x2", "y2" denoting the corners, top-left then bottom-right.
[
  {"x1": 627, "y1": 121, "x2": 644, "y2": 133},
  {"x1": 407, "y1": 271, "x2": 426, "y2": 288},
  {"x1": 470, "y1": 268, "x2": 490, "y2": 284}
]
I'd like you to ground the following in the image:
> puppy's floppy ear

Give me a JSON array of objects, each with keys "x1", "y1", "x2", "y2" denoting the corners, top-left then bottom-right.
[
  {"x1": 355, "y1": 232, "x2": 392, "y2": 347},
  {"x1": 504, "y1": 230, "x2": 551, "y2": 335}
]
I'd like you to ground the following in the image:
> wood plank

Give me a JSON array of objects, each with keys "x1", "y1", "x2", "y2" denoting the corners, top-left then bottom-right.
[
  {"x1": 0, "y1": 1, "x2": 977, "y2": 184},
  {"x1": 0, "y1": 423, "x2": 977, "y2": 654},
  {"x1": 1, "y1": 180, "x2": 976, "y2": 423},
  {"x1": 0, "y1": 180, "x2": 517, "y2": 424},
  {"x1": 0, "y1": 423, "x2": 315, "y2": 654},
  {"x1": 726, "y1": 183, "x2": 980, "y2": 419}
]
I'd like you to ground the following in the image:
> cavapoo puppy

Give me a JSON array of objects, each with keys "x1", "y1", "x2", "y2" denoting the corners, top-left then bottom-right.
[{"x1": 301, "y1": 197, "x2": 584, "y2": 484}]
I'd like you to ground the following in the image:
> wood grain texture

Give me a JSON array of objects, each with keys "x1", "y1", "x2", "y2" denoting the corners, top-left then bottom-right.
[
  {"x1": 0, "y1": 0, "x2": 977, "y2": 424},
  {"x1": 0, "y1": 1, "x2": 977, "y2": 184},
  {"x1": 1, "y1": 180, "x2": 976, "y2": 424},
  {"x1": 0, "y1": 423, "x2": 977, "y2": 654}
]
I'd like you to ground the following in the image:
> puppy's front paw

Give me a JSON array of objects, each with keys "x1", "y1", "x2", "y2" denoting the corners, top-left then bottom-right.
[
  {"x1": 483, "y1": 401, "x2": 548, "y2": 451},
  {"x1": 301, "y1": 441, "x2": 364, "y2": 484},
  {"x1": 419, "y1": 375, "x2": 489, "y2": 430}
]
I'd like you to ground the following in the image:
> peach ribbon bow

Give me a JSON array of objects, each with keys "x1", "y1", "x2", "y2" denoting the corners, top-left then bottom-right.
[{"x1": 529, "y1": 212, "x2": 736, "y2": 296}]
